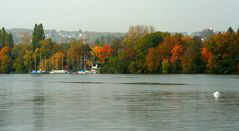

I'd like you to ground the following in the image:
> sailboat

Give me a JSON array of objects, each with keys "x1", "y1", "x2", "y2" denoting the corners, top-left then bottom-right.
[
  {"x1": 31, "y1": 53, "x2": 41, "y2": 74},
  {"x1": 31, "y1": 52, "x2": 49, "y2": 74},
  {"x1": 49, "y1": 53, "x2": 68, "y2": 74},
  {"x1": 76, "y1": 52, "x2": 97, "y2": 74}
]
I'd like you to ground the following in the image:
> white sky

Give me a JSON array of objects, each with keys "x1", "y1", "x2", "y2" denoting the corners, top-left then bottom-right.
[{"x1": 0, "y1": 0, "x2": 238, "y2": 32}]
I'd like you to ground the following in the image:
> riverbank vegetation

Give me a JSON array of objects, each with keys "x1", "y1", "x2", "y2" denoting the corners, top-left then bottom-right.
[{"x1": 1, "y1": 24, "x2": 239, "y2": 74}]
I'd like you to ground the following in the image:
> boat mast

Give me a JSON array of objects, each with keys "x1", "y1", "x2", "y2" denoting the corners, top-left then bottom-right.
[
  {"x1": 40, "y1": 52, "x2": 42, "y2": 71},
  {"x1": 83, "y1": 52, "x2": 86, "y2": 70},
  {"x1": 34, "y1": 55, "x2": 37, "y2": 71},
  {"x1": 62, "y1": 53, "x2": 64, "y2": 70}
]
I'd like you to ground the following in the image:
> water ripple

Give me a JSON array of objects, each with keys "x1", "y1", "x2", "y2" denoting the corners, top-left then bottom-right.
[{"x1": 54, "y1": 81, "x2": 188, "y2": 85}]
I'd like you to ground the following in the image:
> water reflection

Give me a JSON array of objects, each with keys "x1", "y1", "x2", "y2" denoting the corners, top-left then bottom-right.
[
  {"x1": 0, "y1": 83, "x2": 14, "y2": 129},
  {"x1": 32, "y1": 80, "x2": 45, "y2": 131},
  {"x1": 0, "y1": 86, "x2": 10, "y2": 127},
  {"x1": 114, "y1": 90, "x2": 239, "y2": 130},
  {"x1": 0, "y1": 74, "x2": 238, "y2": 131}
]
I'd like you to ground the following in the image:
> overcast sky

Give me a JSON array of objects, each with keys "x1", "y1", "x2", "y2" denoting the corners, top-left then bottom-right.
[{"x1": 0, "y1": 0, "x2": 238, "y2": 32}]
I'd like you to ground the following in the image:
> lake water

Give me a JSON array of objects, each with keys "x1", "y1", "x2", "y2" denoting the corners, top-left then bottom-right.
[{"x1": 0, "y1": 74, "x2": 239, "y2": 131}]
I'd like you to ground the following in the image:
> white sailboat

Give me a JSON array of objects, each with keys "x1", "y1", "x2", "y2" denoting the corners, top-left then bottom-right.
[{"x1": 50, "y1": 53, "x2": 68, "y2": 74}]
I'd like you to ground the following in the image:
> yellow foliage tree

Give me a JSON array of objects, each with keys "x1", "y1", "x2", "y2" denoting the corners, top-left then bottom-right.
[
  {"x1": 39, "y1": 59, "x2": 50, "y2": 71},
  {"x1": 0, "y1": 47, "x2": 12, "y2": 73},
  {"x1": 50, "y1": 52, "x2": 64, "y2": 70}
]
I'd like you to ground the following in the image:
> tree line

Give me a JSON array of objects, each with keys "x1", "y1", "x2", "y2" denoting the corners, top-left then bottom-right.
[
  {"x1": 0, "y1": 24, "x2": 239, "y2": 74},
  {"x1": 100, "y1": 25, "x2": 239, "y2": 74}
]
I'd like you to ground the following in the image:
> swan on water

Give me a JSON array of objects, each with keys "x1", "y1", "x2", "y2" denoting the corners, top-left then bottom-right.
[{"x1": 213, "y1": 91, "x2": 221, "y2": 98}]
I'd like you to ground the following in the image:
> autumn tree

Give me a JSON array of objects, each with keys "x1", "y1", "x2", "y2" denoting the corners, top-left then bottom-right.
[
  {"x1": 67, "y1": 40, "x2": 91, "y2": 71},
  {"x1": 181, "y1": 37, "x2": 204, "y2": 73},
  {"x1": 39, "y1": 59, "x2": 50, "y2": 71},
  {"x1": 204, "y1": 32, "x2": 239, "y2": 73},
  {"x1": 145, "y1": 34, "x2": 182, "y2": 73},
  {"x1": 92, "y1": 44, "x2": 112, "y2": 63},
  {"x1": 116, "y1": 25, "x2": 156, "y2": 73},
  {"x1": 1, "y1": 24, "x2": 239, "y2": 74},
  {"x1": 131, "y1": 32, "x2": 165, "y2": 73},
  {"x1": 170, "y1": 44, "x2": 184, "y2": 63},
  {"x1": 170, "y1": 44, "x2": 184, "y2": 73},
  {"x1": 201, "y1": 47, "x2": 212, "y2": 70},
  {"x1": 51, "y1": 52, "x2": 64, "y2": 70},
  {"x1": 145, "y1": 47, "x2": 161, "y2": 72},
  {"x1": 0, "y1": 46, "x2": 12, "y2": 73}
]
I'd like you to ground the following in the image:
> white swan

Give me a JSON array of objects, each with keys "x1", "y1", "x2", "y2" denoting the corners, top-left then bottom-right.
[{"x1": 213, "y1": 91, "x2": 221, "y2": 98}]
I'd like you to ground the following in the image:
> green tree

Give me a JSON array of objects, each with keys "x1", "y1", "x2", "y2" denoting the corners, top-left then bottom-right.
[
  {"x1": 227, "y1": 27, "x2": 234, "y2": 33},
  {"x1": 7, "y1": 33, "x2": 14, "y2": 47},
  {"x1": 1, "y1": 27, "x2": 6, "y2": 47},
  {"x1": 40, "y1": 38, "x2": 56, "y2": 59},
  {"x1": 0, "y1": 27, "x2": 14, "y2": 48},
  {"x1": 32, "y1": 24, "x2": 45, "y2": 50},
  {"x1": 111, "y1": 38, "x2": 123, "y2": 56},
  {"x1": 129, "y1": 32, "x2": 165, "y2": 73},
  {"x1": 0, "y1": 29, "x2": 2, "y2": 48},
  {"x1": 162, "y1": 58, "x2": 170, "y2": 73},
  {"x1": 117, "y1": 25, "x2": 156, "y2": 73},
  {"x1": 12, "y1": 44, "x2": 31, "y2": 73},
  {"x1": 100, "y1": 56, "x2": 122, "y2": 73},
  {"x1": 24, "y1": 50, "x2": 34, "y2": 72}
]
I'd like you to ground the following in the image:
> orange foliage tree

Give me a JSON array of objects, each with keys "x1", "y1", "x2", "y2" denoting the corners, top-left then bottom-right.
[
  {"x1": 145, "y1": 35, "x2": 182, "y2": 73},
  {"x1": 145, "y1": 47, "x2": 160, "y2": 72},
  {"x1": 201, "y1": 47, "x2": 212, "y2": 62},
  {"x1": 181, "y1": 36, "x2": 193, "y2": 43},
  {"x1": 39, "y1": 59, "x2": 50, "y2": 71},
  {"x1": 170, "y1": 44, "x2": 184, "y2": 63},
  {"x1": 92, "y1": 44, "x2": 112, "y2": 63},
  {"x1": 201, "y1": 47, "x2": 213, "y2": 68}
]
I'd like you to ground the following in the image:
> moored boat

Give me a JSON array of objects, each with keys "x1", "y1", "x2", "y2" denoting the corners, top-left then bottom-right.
[{"x1": 49, "y1": 70, "x2": 68, "y2": 74}]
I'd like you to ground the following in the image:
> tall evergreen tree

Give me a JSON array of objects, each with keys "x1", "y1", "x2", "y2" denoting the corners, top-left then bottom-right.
[
  {"x1": 32, "y1": 24, "x2": 38, "y2": 50},
  {"x1": 32, "y1": 24, "x2": 45, "y2": 50},
  {"x1": 1, "y1": 27, "x2": 6, "y2": 47},
  {"x1": 227, "y1": 27, "x2": 234, "y2": 33},
  {"x1": 0, "y1": 29, "x2": 2, "y2": 48},
  {"x1": 237, "y1": 27, "x2": 239, "y2": 33},
  {"x1": 0, "y1": 27, "x2": 14, "y2": 48},
  {"x1": 8, "y1": 33, "x2": 14, "y2": 47},
  {"x1": 38, "y1": 24, "x2": 45, "y2": 40}
]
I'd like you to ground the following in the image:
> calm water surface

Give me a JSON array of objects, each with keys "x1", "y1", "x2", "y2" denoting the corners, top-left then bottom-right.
[{"x1": 0, "y1": 74, "x2": 239, "y2": 131}]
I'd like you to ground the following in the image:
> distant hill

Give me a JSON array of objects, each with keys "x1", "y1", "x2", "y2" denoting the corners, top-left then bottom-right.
[
  {"x1": 191, "y1": 28, "x2": 215, "y2": 40},
  {"x1": 6, "y1": 28, "x2": 126, "y2": 44},
  {"x1": 7, "y1": 28, "x2": 221, "y2": 44}
]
